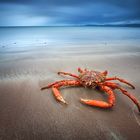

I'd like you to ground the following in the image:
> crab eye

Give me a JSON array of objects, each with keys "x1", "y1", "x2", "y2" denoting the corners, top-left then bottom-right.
[{"x1": 82, "y1": 80, "x2": 86, "y2": 83}]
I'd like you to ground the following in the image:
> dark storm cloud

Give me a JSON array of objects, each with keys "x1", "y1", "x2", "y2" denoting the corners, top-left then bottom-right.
[
  {"x1": 0, "y1": 0, "x2": 140, "y2": 8},
  {"x1": 0, "y1": 0, "x2": 140, "y2": 26}
]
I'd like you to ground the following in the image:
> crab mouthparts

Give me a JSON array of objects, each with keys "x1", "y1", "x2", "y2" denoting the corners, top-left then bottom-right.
[{"x1": 83, "y1": 81, "x2": 97, "y2": 88}]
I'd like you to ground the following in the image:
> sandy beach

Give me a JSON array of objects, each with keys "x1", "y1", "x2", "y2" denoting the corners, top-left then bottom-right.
[{"x1": 0, "y1": 27, "x2": 140, "y2": 140}]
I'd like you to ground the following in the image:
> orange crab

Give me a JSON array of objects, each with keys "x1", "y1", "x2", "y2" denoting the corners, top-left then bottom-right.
[{"x1": 41, "y1": 68, "x2": 140, "y2": 112}]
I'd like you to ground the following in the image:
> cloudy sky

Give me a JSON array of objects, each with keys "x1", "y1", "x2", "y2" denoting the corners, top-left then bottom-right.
[{"x1": 0, "y1": 0, "x2": 140, "y2": 26}]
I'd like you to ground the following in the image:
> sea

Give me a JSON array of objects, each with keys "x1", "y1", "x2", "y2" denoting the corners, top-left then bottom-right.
[{"x1": 0, "y1": 26, "x2": 140, "y2": 60}]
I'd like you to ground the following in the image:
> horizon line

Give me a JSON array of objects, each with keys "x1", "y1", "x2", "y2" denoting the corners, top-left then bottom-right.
[{"x1": 0, "y1": 23, "x2": 140, "y2": 28}]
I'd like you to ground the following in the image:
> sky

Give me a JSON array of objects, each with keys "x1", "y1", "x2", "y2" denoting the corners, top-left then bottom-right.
[{"x1": 0, "y1": 0, "x2": 140, "y2": 26}]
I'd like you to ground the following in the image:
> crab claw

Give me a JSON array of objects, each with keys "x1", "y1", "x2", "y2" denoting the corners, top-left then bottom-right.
[
  {"x1": 80, "y1": 98, "x2": 100, "y2": 106},
  {"x1": 58, "y1": 96, "x2": 68, "y2": 105},
  {"x1": 80, "y1": 98, "x2": 114, "y2": 108},
  {"x1": 52, "y1": 87, "x2": 68, "y2": 105},
  {"x1": 55, "y1": 93, "x2": 68, "y2": 105},
  {"x1": 80, "y1": 98, "x2": 89, "y2": 104}
]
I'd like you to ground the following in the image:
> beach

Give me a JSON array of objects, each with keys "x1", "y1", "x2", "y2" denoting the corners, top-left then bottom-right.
[{"x1": 0, "y1": 27, "x2": 140, "y2": 140}]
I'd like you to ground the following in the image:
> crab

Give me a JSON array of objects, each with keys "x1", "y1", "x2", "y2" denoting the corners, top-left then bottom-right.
[{"x1": 41, "y1": 68, "x2": 140, "y2": 112}]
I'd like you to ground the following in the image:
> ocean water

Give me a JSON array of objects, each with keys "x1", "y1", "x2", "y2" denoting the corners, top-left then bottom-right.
[
  {"x1": 0, "y1": 26, "x2": 140, "y2": 58},
  {"x1": 0, "y1": 26, "x2": 140, "y2": 45}
]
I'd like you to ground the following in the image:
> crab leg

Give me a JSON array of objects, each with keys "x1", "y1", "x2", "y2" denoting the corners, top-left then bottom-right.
[
  {"x1": 58, "y1": 71, "x2": 79, "y2": 79},
  {"x1": 105, "y1": 77, "x2": 135, "y2": 89},
  {"x1": 80, "y1": 85, "x2": 115, "y2": 108},
  {"x1": 52, "y1": 80, "x2": 81, "y2": 104},
  {"x1": 41, "y1": 80, "x2": 70, "y2": 90},
  {"x1": 104, "y1": 82, "x2": 140, "y2": 112},
  {"x1": 52, "y1": 87, "x2": 67, "y2": 104}
]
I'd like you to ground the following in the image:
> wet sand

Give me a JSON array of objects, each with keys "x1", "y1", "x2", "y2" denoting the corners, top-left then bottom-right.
[{"x1": 0, "y1": 45, "x2": 140, "y2": 140}]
